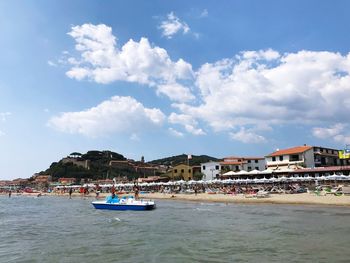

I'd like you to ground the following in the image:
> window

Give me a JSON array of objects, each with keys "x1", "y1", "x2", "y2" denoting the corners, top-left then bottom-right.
[
  {"x1": 290, "y1": 155, "x2": 300, "y2": 161},
  {"x1": 188, "y1": 169, "x2": 191, "y2": 173},
  {"x1": 215, "y1": 165, "x2": 219, "y2": 170},
  {"x1": 279, "y1": 156, "x2": 283, "y2": 161},
  {"x1": 174, "y1": 169, "x2": 177, "y2": 173},
  {"x1": 248, "y1": 160, "x2": 251, "y2": 163},
  {"x1": 272, "y1": 157, "x2": 276, "y2": 161},
  {"x1": 255, "y1": 160, "x2": 258, "y2": 163},
  {"x1": 255, "y1": 167, "x2": 259, "y2": 170},
  {"x1": 202, "y1": 165, "x2": 206, "y2": 170},
  {"x1": 181, "y1": 169, "x2": 184, "y2": 173},
  {"x1": 235, "y1": 166, "x2": 239, "y2": 171},
  {"x1": 248, "y1": 167, "x2": 252, "y2": 171}
]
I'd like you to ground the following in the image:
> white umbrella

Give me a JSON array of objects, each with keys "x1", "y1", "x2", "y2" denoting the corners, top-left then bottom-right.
[
  {"x1": 235, "y1": 170, "x2": 249, "y2": 175},
  {"x1": 260, "y1": 169, "x2": 274, "y2": 175},
  {"x1": 248, "y1": 169, "x2": 261, "y2": 175},
  {"x1": 223, "y1": 171, "x2": 236, "y2": 176}
]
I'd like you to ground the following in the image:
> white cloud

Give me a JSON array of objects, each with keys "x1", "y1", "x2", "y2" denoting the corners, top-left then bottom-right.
[
  {"x1": 47, "y1": 60, "x2": 57, "y2": 67},
  {"x1": 159, "y1": 12, "x2": 190, "y2": 39},
  {"x1": 130, "y1": 133, "x2": 140, "y2": 141},
  {"x1": 229, "y1": 128, "x2": 267, "y2": 144},
  {"x1": 168, "y1": 128, "x2": 184, "y2": 137},
  {"x1": 0, "y1": 112, "x2": 11, "y2": 122},
  {"x1": 177, "y1": 50, "x2": 350, "y2": 136},
  {"x1": 312, "y1": 124, "x2": 345, "y2": 139},
  {"x1": 200, "y1": 9, "x2": 208, "y2": 18},
  {"x1": 65, "y1": 24, "x2": 194, "y2": 102},
  {"x1": 48, "y1": 96, "x2": 165, "y2": 137},
  {"x1": 61, "y1": 26, "x2": 350, "y2": 141},
  {"x1": 157, "y1": 82, "x2": 195, "y2": 102},
  {"x1": 168, "y1": 113, "x2": 205, "y2": 135},
  {"x1": 313, "y1": 124, "x2": 350, "y2": 144},
  {"x1": 0, "y1": 130, "x2": 5, "y2": 136}
]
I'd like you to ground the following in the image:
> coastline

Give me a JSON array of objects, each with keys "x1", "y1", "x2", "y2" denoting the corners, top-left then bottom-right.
[{"x1": 4, "y1": 191, "x2": 350, "y2": 207}]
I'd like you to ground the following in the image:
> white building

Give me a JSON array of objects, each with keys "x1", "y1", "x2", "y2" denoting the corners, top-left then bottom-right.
[
  {"x1": 201, "y1": 161, "x2": 221, "y2": 181},
  {"x1": 265, "y1": 145, "x2": 315, "y2": 169},
  {"x1": 220, "y1": 156, "x2": 266, "y2": 173}
]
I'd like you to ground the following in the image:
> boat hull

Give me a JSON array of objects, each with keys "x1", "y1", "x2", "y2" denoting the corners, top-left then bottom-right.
[{"x1": 92, "y1": 201, "x2": 155, "y2": 211}]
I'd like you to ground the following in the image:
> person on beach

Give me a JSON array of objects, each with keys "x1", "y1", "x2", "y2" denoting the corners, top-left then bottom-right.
[
  {"x1": 69, "y1": 187, "x2": 73, "y2": 199},
  {"x1": 95, "y1": 184, "x2": 100, "y2": 199},
  {"x1": 133, "y1": 184, "x2": 140, "y2": 200},
  {"x1": 8, "y1": 190, "x2": 11, "y2": 198}
]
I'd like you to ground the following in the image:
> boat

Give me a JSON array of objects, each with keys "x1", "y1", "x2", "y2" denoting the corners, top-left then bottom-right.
[{"x1": 91, "y1": 196, "x2": 156, "y2": 211}]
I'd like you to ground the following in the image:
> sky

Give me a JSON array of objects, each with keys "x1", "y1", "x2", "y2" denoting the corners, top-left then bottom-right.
[{"x1": 1, "y1": 0, "x2": 350, "y2": 180}]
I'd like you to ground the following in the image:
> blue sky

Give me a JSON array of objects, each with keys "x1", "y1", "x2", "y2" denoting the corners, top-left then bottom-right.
[{"x1": 1, "y1": 1, "x2": 350, "y2": 180}]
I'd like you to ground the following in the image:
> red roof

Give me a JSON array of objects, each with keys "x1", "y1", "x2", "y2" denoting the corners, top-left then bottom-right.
[
  {"x1": 220, "y1": 161, "x2": 246, "y2": 165},
  {"x1": 267, "y1": 146, "x2": 313, "y2": 157},
  {"x1": 243, "y1": 157, "x2": 265, "y2": 160}
]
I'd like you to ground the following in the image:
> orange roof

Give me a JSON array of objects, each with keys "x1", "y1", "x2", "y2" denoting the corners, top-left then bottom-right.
[
  {"x1": 243, "y1": 157, "x2": 265, "y2": 160},
  {"x1": 220, "y1": 161, "x2": 246, "y2": 165},
  {"x1": 267, "y1": 146, "x2": 312, "y2": 157}
]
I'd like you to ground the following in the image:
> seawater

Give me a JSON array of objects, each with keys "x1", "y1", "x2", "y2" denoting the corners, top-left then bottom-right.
[{"x1": 1, "y1": 195, "x2": 350, "y2": 263}]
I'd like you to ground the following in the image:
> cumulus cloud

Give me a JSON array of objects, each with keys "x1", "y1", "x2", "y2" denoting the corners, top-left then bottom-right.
[
  {"x1": 48, "y1": 96, "x2": 165, "y2": 137},
  {"x1": 60, "y1": 25, "x2": 350, "y2": 142},
  {"x1": 168, "y1": 128, "x2": 184, "y2": 137},
  {"x1": 313, "y1": 124, "x2": 350, "y2": 143},
  {"x1": 65, "y1": 23, "x2": 194, "y2": 102},
  {"x1": 168, "y1": 113, "x2": 205, "y2": 135},
  {"x1": 177, "y1": 50, "x2": 350, "y2": 137},
  {"x1": 230, "y1": 128, "x2": 267, "y2": 144},
  {"x1": 159, "y1": 12, "x2": 190, "y2": 39}
]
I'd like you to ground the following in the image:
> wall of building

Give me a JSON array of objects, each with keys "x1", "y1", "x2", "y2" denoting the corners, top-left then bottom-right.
[
  {"x1": 201, "y1": 161, "x2": 221, "y2": 181},
  {"x1": 244, "y1": 159, "x2": 266, "y2": 171}
]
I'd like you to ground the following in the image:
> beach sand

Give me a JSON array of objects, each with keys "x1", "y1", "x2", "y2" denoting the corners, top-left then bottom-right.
[
  {"x1": 139, "y1": 192, "x2": 350, "y2": 206},
  {"x1": 5, "y1": 192, "x2": 350, "y2": 206}
]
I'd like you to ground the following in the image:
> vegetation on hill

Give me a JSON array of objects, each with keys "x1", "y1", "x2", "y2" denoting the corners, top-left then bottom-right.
[
  {"x1": 149, "y1": 154, "x2": 220, "y2": 166},
  {"x1": 39, "y1": 150, "x2": 133, "y2": 181},
  {"x1": 38, "y1": 151, "x2": 220, "y2": 182}
]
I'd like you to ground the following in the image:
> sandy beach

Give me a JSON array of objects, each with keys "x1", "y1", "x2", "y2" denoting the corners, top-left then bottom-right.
[
  {"x1": 139, "y1": 192, "x2": 350, "y2": 206},
  {"x1": 8, "y1": 191, "x2": 350, "y2": 206}
]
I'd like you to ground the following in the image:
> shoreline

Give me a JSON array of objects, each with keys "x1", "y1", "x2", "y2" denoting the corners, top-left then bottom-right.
[{"x1": 3, "y1": 192, "x2": 350, "y2": 207}]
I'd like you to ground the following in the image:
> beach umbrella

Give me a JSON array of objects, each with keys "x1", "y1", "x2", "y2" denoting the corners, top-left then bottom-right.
[
  {"x1": 248, "y1": 169, "x2": 261, "y2": 175},
  {"x1": 278, "y1": 176, "x2": 288, "y2": 182},
  {"x1": 338, "y1": 174, "x2": 350, "y2": 180},
  {"x1": 260, "y1": 169, "x2": 274, "y2": 175},
  {"x1": 223, "y1": 171, "x2": 236, "y2": 176},
  {"x1": 235, "y1": 170, "x2": 249, "y2": 175}
]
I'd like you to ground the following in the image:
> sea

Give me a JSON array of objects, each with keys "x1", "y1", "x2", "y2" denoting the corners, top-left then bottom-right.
[{"x1": 1, "y1": 195, "x2": 350, "y2": 263}]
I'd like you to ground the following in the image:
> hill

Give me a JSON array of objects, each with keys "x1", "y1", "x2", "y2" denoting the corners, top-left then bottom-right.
[
  {"x1": 149, "y1": 154, "x2": 221, "y2": 166},
  {"x1": 39, "y1": 150, "x2": 135, "y2": 181}
]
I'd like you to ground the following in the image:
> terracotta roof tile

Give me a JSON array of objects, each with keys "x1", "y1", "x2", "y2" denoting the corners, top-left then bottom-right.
[{"x1": 267, "y1": 146, "x2": 313, "y2": 157}]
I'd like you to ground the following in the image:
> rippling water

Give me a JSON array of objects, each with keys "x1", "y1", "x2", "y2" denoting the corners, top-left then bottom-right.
[{"x1": 1, "y1": 195, "x2": 350, "y2": 262}]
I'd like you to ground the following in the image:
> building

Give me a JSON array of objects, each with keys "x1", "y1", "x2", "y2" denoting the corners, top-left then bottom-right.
[
  {"x1": 58, "y1": 177, "x2": 76, "y2": 185},
  {"x1": 220, "y1": 156, "x2": 265, "y2": 173},
  {"x1": 313, "y1": 146, "x2": 341, "y2": 167},
  {"x1": 33, "y1": 174, "x2": 52, "y2": 184},
  {"x1": 109, "y1": 160, "x2": 158, "y2": 177},
  {"x1": 266, "y1": 145, "x2": 344, "y2": 170},
  {"x1": 265, "y1": 145, "x2": 314, "y2": 169},
  {"x1": 167, "y1": 164, "x2": 194, "y2": 181},
  {"x1": 61, "y1": 157, "x2": 90, "y2": 169},
  {"x1": 201, "y1": 161, "x2": 221, "y2": 180}
]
